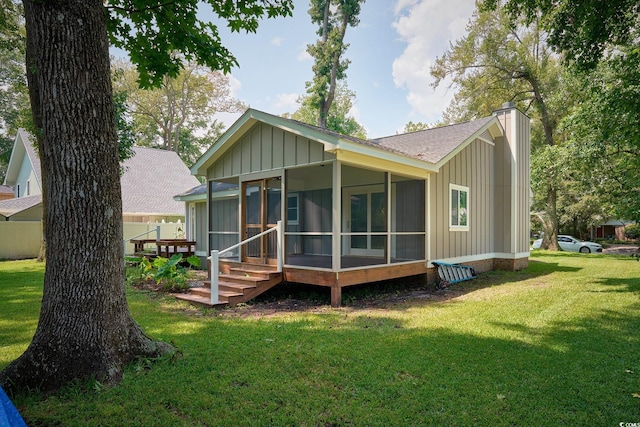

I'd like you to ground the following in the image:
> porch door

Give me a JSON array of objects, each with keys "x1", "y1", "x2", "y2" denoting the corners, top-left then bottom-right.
[
  {"x1": 344, "y1": 186, "x2": 385, "y2": 257},
  {"x1": 243, "y1": 178, "x2": 281, "y2": 264}
]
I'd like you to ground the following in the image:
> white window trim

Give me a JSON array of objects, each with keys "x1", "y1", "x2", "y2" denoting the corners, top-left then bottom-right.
[
  {"x1": 287, "y1": 193, "x2": 299, "y2": 226},
  {"x1": 449, "y1": 183, "x2": 469, "y2": 231}
]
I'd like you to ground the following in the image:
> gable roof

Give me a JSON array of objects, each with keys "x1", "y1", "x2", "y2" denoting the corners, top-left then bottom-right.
[
  {"x1": 192, "y1": 108, "x2": 505, "y2": 178},
  {"x1": 0, "y1": 194, "x2": 42, "y2": 218},
  {"x1": 3, "y1": 129, "x2": 42, "y2": 191},
  {"x1": 121, "y1": 146, "x2": 200, "y2": 215},
  {"x1": 372, "y1": 116, "x2": 496, "y2": 164},
  {"x1": 1, "y1": 133, "x2": 199, "y2": 217}
]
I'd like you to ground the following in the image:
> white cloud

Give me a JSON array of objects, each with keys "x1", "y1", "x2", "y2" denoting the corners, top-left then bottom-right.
[
  {"x1": 392, "y1": 0, "x2": 475, "y2": 121},
  {"x1": 271, "y1": 36, "x2": 284, "y2": 47},
  {"x1": 272, "y1": 93, "x2": 301, "y2": 113},
  {"x1": 297, "y1": 48, "x2": 312, "y2": 61},
  {"x1": 227, "y1": 74, "x2": 242, "y2": 98}
]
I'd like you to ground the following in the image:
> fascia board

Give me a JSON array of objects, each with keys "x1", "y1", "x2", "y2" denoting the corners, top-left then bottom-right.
[
  {"x1": 3, "y1": 132, "x2": 25, "y2": 185},
  {"x1": 191, "y1": 109, "x2": 342, "y2": 177},
  {"x1": 332, "y1": 140, "x2": 439, "y2": 175}
]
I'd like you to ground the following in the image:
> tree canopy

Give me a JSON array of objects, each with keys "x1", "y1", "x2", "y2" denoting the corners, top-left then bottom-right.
[
  {"x1": 431, "y1": 5, "x2": 566, "y2": 249},
  {"x1": 305, "y1": 0, "x2": 365, "y2": 128},
  {"x1": 112, "y1": 60, "x2": 245, "y2": 167},
  {"x1": 481, "y1": 0, "x2": 640, "y2": 69},
  {"x1": 0, "y1": 1, "x2": 30, "y2": 182},
  {"x1": 284, "y1": 82, "x2": 366, "y2": 139}
]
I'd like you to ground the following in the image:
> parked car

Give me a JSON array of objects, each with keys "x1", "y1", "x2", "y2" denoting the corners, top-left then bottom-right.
[{"x1": 532, "y1": 235, "x2": 603, "y2": 253}]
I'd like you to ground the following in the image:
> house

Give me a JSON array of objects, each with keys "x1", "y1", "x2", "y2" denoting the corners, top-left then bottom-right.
[
  {"x1": 0, "y1": 129, "x2": 199, "y2": 222},
  {"x1": 179, "y1": 103, "x2": 530, "y2": 307},
  {"x1": 591, "y1": 219, "x2": 636, "y2": 241},
  {"x1": 0, "y1": 185, "x2": 15, "y2": 201}
]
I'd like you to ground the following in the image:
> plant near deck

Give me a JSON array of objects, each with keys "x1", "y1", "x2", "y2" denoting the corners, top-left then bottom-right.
[{"x1": 126, "y1": 254, "x2": 201, "y2": 292}]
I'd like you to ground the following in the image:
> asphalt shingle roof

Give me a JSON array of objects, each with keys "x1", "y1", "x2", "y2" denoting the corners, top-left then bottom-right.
[
  {"x1": 120, "y1": 146, "x2": 200, "y2": 215},
  {"x1": 0, "y1": 185, "x2": 14, "y2": 194},
  {"x1": 0, "y1": 194, "x2": 42, "y2": 216},
  {"x1": 371, "y1": 116, "x2": 495, "y2": 164}
]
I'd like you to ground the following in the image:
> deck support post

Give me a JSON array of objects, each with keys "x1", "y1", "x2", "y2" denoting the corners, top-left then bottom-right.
[
  {"x1": 330, "y1": 285, "x2": 342, "y2": 307},
  {"x1": 210, "y1": 250, "x2": 219, "y2": 305}
]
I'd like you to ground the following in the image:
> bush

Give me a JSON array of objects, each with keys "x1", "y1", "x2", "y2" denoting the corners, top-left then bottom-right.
[
  {"x1": 126, "y1": 254, "x2": 200, "y2": 292},
  {"x1": 624, "y1": 224, "x2": 640, "y2": 241}
]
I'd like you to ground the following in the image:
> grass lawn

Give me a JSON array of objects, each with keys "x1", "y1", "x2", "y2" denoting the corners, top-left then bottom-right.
[{"x1": 1, "y1": 252, "x2": 640, "y2": 426}]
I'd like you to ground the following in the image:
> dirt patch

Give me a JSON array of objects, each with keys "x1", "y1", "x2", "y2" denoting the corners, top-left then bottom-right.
[
  {"x1": 602, "y1": 244, "x2": 639, "y2": 256},
  {"x1": 205, "y1": 279, "x2": 480, "y2": 319}
]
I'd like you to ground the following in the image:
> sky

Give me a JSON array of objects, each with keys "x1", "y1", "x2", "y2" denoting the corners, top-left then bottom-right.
[
  {"x1": 116, "y1": 0, "x2": 478, "y2": 139},
  {"x1": 200, "y1": 0, "x2": 479, "y2": 137}
]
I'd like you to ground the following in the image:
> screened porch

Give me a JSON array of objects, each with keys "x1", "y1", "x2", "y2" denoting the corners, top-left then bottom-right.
[{"x1": 207, "y1": 160, "x2": 427, "y2": 275}]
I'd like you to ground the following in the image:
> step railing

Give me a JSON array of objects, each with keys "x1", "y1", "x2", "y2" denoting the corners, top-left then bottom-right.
[
  {"x1": 123, "y1": 225, "x2": 161, "y2": 258},
  {"x1": 209, "y1": 220, "x2": 282, "y2": 305}
]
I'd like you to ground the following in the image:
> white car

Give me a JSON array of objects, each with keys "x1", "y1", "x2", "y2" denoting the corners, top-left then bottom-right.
[{"x1": 532, "y1": 235, "x2": 603, "y2": 253}]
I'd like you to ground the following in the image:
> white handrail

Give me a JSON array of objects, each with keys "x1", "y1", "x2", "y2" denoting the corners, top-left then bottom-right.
[
  {"x1": 123, "y1": 225, "x2": 161, "y2": 257},
  {"x1": 209, "y1": 221, "x2": 282, "y2": 305}
]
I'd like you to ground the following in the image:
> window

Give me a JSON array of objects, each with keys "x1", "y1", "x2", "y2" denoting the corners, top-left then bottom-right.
[
  {"x1": 450, "y1": 184, "x2": 469, "y2": 231},
  {"x1": 26, "y1": 180, "x2": 30, "y2": 196},
  {"x1": 287, "y1": 194, "x2": 299, "y2": 225}
]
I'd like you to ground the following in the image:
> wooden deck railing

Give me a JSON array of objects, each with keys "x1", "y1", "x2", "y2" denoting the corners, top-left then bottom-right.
[{"x1": 208, "y1": 221, "x2": 282, "y2": 305}]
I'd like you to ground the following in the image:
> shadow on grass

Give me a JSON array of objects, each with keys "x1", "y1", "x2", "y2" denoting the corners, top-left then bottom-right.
[
  {"x1": 17, "y1": 297, "x2": 640, "y2": 426},
  {"x1": 4, "y1": 258, "x2": 640, "y2": 425},
  {"x1": 194, "y1": 257, "x2": 583, "y2": 314}
]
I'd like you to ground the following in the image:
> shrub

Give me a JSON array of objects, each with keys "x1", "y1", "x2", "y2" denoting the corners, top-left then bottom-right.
[
  {"x1": 624, "y1": 224, "x2": 640, "y2": 241},
  {"x1": 126, "y1": 254, "x2": 200, "y2": 292}
]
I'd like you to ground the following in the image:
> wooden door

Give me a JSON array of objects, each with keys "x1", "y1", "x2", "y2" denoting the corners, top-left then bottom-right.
[{"x1": 243, "y1": 178, "x2": 281, "y2": 264}]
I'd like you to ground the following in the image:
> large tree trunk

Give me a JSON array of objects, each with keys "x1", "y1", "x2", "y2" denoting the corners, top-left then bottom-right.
[
  {"x1": 541, "y1": 185, "x2": 560, "y2": 250},
  {"x1": 0, "y1": 0, "x2": 172, "y2": 393}
]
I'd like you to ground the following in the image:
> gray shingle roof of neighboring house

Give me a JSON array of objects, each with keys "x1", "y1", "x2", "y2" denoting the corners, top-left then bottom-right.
[
  {"x1": 0, "y1": 194, "x2": 42, "y2": 217},
  {"x1": 121, "y1": 146, "x2": 200, "y2": 215},
  {"x1": 371, "y1": 116, "x2": 495, "y2": 164},
  {"x1": 0, "y1": 185, "x2": 14, "y2": 195}
]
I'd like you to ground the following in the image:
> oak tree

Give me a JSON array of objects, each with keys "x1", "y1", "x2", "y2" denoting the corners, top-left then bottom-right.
[
  {"x1": 431, "y1": 6, "x2": 566, "y2": 250},
  {"x1": 112, "y1": 60, "x2": 245, "y2": 166},
  {"x1": 0, "y1": 0, "x2": 292, "y2": 393}
]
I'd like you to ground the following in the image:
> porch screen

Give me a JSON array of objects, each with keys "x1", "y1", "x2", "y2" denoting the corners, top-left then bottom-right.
[
  {"x1": 285, "y1": 164, "x2": 333, "y2": 268},
  {"x1": 209, "y1": 180, "x2": 239, "y2": 260}
]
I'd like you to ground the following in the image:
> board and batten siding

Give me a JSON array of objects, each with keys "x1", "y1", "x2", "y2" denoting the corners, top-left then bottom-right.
[
  {"x1": 494, "y1": 108, "x2": 530, "y2": 255},
  {"x1": 429, "y1": 137, "x2": 495, "y2": 260},
  {"x1": 207, "y1": 123, "x2": 336, "y2": 180}
]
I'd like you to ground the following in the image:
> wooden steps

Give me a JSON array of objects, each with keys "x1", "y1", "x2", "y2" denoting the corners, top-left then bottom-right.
[{"x1": 173, "y1": 261, "x2": 283, "y2": 308}]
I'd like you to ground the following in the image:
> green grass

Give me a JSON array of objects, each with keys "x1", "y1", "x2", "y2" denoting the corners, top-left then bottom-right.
[{"x1": 1, "y1": 252, "x2": 640, "y2": 426}]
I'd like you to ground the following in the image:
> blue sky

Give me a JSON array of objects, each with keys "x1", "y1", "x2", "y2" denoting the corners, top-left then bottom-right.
[
  {"x1": 204, "y1": 0, "x2": 478, "y2": 137},
  {"x1": 114, "y1": 0, "x2": 477, "y2": 138}
]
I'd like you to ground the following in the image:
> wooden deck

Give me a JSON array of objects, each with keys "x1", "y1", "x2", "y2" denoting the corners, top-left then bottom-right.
[
  {"x1": 173, "y1": 257, "x2": 429, "y2": 308},
  {"x1": 131, "y1": 238, "x2": 196, "y2": 258}
]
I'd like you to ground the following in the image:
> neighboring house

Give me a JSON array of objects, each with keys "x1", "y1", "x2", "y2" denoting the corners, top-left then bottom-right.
[
  {"x1": 0, "y1": 130, "x2": 199, "y2": 222},
  {"x1": 0, "y1": 185, "x2": 15, "y2": 201},
  {"x1": 591, "y1": 219, "x2": 636, "y2": 241},
  {"x1": 185, "y1": 103, "x2": 530, "y2": 305},
  {"x1": 119, "y1": 146, "x2": 200, "y2": 223}
]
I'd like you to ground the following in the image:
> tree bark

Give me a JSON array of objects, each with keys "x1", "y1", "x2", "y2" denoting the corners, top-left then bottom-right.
[{"x1": 0, "y1": 0, "x2": 172, "y2": 393}]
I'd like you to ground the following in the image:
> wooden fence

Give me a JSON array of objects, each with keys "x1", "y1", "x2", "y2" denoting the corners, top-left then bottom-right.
[{"x1": 0, "y1": 221, "x2": 184, "y2": 260}]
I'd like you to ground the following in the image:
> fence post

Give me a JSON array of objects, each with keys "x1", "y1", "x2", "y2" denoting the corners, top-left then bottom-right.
[
  {"x1": 210, "y1": 250, "x2": 219, "y2": 305},
  {"x1": 276, "y1": 220, "x2": 283, "y2": 272},
  {"x1": 156, "y1": 225, "x2": 161, "y2": 255}
]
